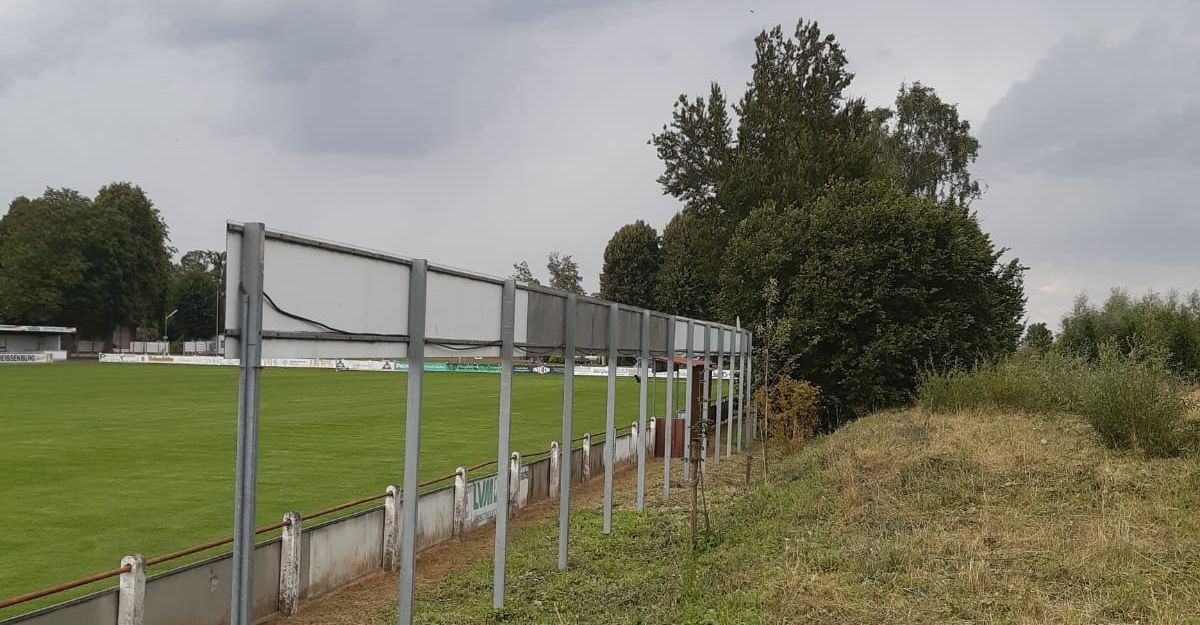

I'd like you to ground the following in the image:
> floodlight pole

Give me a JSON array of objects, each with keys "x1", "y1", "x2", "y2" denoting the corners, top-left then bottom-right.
[
  {"x1": 682, "y1": 319, "x2": 694, "y2": 482},
  {"x1": 714, "y1": 328, "x2": 724, "y2": 465},
  {"x1": 557, "y1": 293, "x2": 576, "y2": 571},
  {"x1": 492, "y1": 280, "x2": 516, "y2": 609},
  {"x1": 396, "y1": 259, "x2": 428, "y2": 625},
  {"x1": 602, "y1": 303, "x2": 618, "y2": 534},
  {"x1": 230, "y1": 223, "x2": 264, "y2": 625},
  {"x1": 637, "y1": 309, "x2": 650, "y2": 512},
  {"x1": 663, "y1": 317, "x2": 675, "y2": 500}
]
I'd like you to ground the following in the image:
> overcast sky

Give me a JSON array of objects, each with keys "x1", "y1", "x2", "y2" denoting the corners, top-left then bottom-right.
[{"x1": 2, "y1": 0, "x2": 1196, "y2": 327}]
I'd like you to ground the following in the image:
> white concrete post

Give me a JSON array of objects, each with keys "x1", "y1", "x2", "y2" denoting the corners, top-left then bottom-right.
[
  {"x1": 383, "y1": 484, "x2": 400, "y2": 571},
  {"x1": 117, "y1": 554, "x2": 145, "y2": 625},
  {"x1": 631, "y1": 421, "x2": 639, "y2": 464},
  {"x1": 508, "y1": 452, "x2": 521, "y2": 514},
  {"x1": 648, "y1": 417, "x2": 657, "y2": 457},
  {"x1": 581, "y1": 434, "x2": 592, "y2": 483},
  {"x1": 549, "y1": 441, "x2": 560, "y2": 499},
  {"x1": 453, "y1": 467, "x2": 469, "y2": 539},
  {"x1": 278, "y1": 512, "x2": 302, "y2": 616}
]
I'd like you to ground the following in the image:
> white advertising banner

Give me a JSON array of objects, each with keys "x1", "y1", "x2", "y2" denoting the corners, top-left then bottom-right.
[{"x1": 0, "y1": 352, "x2": 52, "y2": 364}]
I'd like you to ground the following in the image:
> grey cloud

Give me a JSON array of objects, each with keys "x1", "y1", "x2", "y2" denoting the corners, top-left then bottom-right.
[
  {"x1": 139, "y1": 0, "x2": 654, "y2": 159},
  {"x1": 980, "y1": 19, "x2": 1200, "y2": 177},
  {"x1": 0, "y1": 0, "x2": 121, "y2": 89}
]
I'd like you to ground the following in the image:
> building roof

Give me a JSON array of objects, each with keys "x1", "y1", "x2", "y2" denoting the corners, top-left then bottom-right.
[{"x1": 0, "y1": 324, "x2": 77, "y2": 334}]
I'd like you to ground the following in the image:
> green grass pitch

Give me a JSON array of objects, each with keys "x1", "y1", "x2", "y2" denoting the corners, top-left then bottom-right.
[{"x1": 0, "y1": 362, "x2": 685, "y2": 613}]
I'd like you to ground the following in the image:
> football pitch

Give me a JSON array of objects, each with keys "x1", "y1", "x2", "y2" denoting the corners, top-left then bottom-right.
[{"x1": 0, "y1": 362, "x2": 680, "y2": 611}]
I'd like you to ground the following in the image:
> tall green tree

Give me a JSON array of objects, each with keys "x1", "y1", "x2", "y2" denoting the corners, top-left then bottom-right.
[
  {"x1": 599, "y1": 220, "x2": 660, "y2": 308},
  {"x1": 651, "y1": 83, "x2": 734, "y2": 212},
  {"x1": 654, "y1": 206, "x2": 723, "y2": 318},
  {"x1": 168, "y1": 250, "x2": 225, "y2": 340},
  {"x1": 729, "y1": 21, "x2": 891, "y2": 218},
  {"x1": 511, "y1": 260, "x2": 540, "y2": 286},
  {"x1": 888, "y1": 82, "x2": 982, "y2": 207},
  {"x1": 0, "y1": 184, "x2": 174, "y2": 339},
  {"x1": 0, "y1": 190, "x2": 91, "y2": 325},
  {"x1": 546, "y1": 252, "x2": 584, "y2": 294},
  {"x1": 652, "y1": 19, "x2": 893, "y2": 322},
  {"x1": 94, "y1": 183, "x2": 172, "y2": 328},
  {"x1": 1022, "y1": 322, "x2": 1054, "y2": 352}
]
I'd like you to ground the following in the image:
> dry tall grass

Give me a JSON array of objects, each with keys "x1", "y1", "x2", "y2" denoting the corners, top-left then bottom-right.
[{"x1": 786, "y1": 408, "x2": 1200, "y2": 623}]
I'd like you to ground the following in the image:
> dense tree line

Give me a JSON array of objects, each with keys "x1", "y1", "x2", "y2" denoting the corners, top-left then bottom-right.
[
  {"x1": 0, "y1": 184, "x2": 225, "y2": 343},
  {"x1": 1055, "y1": 290, "x2": 1200, "y2": 377},
  {"x1": 0, "y1": 184, "x2": 173, "y2": 340},
  {"x1": 600, "y1": 19, "x2": 1025, "y2": 419}
]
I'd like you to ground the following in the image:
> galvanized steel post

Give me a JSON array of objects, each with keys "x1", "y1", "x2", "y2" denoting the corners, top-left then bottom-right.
[
  {"x1": 637, "y1": 309, "x2": 650, "y2": 512},
  {"x1": 492, "y1": 280, "x2": 516, "y2": 609},
  {"x1": 602, "y1": 303, "x2": 618, "y2": 534},
  {"x1": 230, "y1": 222, "x2": 264, "y2": 625},
  {"x1": 682, "y1": 319, "x2": 695, "y2": 482},
  {"x1": 557, "y1": 293, "x2": 576, "y2": 571},
  {"x1": 396, "y1": 258, "x2": 427, "y2": 625},
  {"x1": 748, "y1": 333, "x2": 756, "y2": 443},
  {"x1": 700, "y1": 324, "x2": 710, "y2": 475},
  {"x1": 714, "y1": 328, "x2": 724, "y2": 465},
  {"x1": 727, "y1": 327, "x2": 736, "y2": 457},
  {"x1": 738, "y1": 329, "x2": 747, "y2": 452},
  {"x1": 663, "y1": 316, "x2": 675, "y2": 500}
]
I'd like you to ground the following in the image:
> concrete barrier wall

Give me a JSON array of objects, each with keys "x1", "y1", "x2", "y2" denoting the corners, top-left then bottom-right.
[
  {"x1": 415, "y1": 487, "x2": 455, "y2": 552},
  {"x1": 526, "y1": 457, "x2": 551, "y2": 504},
  {"x1": 1, "y1": 589, "x2": 118, "y2": 625},
  {"x1": 3, "y1": 434, "x2": 638, "y2": 625},
  {"x1": 302, "y1": 508, "x2": 384, "y2": 600},
  {"x1": 142, "y1": 540, "x2": 281, "y2": 625}
]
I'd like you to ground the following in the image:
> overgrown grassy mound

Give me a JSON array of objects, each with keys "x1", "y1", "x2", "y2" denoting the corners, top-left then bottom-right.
[
  {"x1": 347, "y1": 407, "x2": 1200, "y2": 624},
  {"x1": 919, "y1": 347, "x2": 1195, "y2": 457}
]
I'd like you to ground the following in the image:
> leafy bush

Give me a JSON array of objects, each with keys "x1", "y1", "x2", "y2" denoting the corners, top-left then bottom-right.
[
  {"x1": 918, "y1": 345, "x2": 1192, "y2": 457},
  {"x1": 726, "y1": 181, "x2": 1025, "y2": 421},
  {"x1": 753, "y1": 376, "x2": 820, "y2": 440}
]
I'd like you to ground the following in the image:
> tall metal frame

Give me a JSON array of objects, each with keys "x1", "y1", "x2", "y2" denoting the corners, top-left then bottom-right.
[{"x1": 222, "y1": 223, "x2": 744, "y2": 625}]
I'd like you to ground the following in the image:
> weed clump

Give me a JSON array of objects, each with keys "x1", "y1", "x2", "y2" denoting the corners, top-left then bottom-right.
[{"x1": 918, "y1": 344, "x2": 1192, "y2": 457}]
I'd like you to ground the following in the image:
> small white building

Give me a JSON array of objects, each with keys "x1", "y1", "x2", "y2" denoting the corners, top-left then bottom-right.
[{"x1": 0, "y1": 324, "x2": 76, "y2": 362}]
